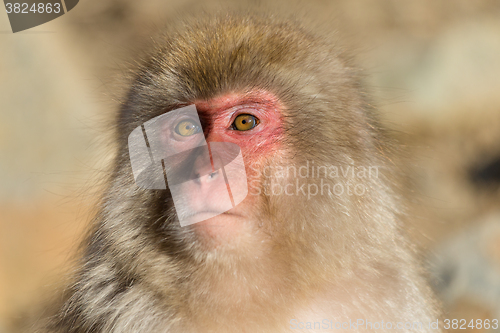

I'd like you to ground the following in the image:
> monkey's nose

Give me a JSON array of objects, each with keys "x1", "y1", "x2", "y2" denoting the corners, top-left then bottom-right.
[{"x1": 208, "y1": 170, "x2": 220, "y2": 180}]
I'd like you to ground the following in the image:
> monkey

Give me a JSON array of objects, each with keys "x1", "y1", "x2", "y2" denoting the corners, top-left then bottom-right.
[{"x1": 38, "y1": 12, "x2": 441, "y2": 333}]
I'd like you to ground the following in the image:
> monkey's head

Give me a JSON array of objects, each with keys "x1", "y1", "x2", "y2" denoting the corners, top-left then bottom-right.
[{"x1": 99, "y1": 14, "x2": 396, "y2": 316}]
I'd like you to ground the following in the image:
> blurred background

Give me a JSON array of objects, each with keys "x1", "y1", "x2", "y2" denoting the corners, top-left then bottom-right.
[{"x1": 1, "y1": 0, "x2": 500, "y2": 332}]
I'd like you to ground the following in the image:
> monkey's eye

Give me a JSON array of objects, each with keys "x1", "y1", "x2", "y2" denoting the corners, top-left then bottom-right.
[
  {"x1": 232, "y1": 114, "x2": 259, "y2": 131},
  {"x1": 174, "y1": 119, "x2": 201, "y2": 137}
]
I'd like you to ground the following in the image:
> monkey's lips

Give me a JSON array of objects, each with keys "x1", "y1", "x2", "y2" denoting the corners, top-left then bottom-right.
[{"x1": 188, "y1": 210, "x2": 241, "y2": 225}]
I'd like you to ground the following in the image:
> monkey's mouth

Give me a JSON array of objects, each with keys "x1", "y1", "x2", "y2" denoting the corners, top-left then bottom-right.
[
  {"x1": 182, "y1": 210, "x2": 239, "y2": 225},
  {"x1": 189, "y1": 209, "x2": 249, "y2": 243},
  {"x1": 185, "y1": 210, "x2": 222, "y2": 221}
]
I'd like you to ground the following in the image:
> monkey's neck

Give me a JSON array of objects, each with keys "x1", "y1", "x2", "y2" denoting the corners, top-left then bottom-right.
[{"x1": 173, "y1": 241, "x2": 333, "y2": 332}]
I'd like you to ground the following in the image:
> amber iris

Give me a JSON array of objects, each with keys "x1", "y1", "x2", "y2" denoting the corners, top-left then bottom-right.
[{"x1": 232, "y1": 114, "x2": 259, "y2": 131}]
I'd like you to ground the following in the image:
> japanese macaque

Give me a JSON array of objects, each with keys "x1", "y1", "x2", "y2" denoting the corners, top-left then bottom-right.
[{"x1": 40, "y1": 13, "x2": 441, "y2": 333}]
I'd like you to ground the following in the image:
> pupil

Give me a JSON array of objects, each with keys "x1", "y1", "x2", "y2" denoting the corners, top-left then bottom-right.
[{"x1": 242, "y1": 120, "x2": 247, "y2": 124}]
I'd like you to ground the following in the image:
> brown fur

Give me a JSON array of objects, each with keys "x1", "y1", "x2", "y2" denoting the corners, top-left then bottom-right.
[{"x1": 39, "y1": 13, "x2": 440, "y2": 333}]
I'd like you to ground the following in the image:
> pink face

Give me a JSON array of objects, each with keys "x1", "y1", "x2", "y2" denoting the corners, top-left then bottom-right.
[
  {"x1": 195, "y1": 91, "x2": 284, "y2": 156},
  {"x1": 128, "y1": 90, "x2": 286, "y2": 247},
  {"x1": 189, "y1": 91, "x2": 285, "y2": 246}
]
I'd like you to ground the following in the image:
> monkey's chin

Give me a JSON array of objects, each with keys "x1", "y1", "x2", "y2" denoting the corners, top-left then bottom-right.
[{"x1": 190, "y1": 211, "x2": 250, "y2": 247}]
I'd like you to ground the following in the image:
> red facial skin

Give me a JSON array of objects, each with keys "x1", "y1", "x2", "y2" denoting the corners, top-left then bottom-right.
[{"x1": 189, "y1": 90, "x2": 285, "y2": 245}]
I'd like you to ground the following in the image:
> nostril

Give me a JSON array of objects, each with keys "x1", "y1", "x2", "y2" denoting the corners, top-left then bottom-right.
[{"x1": 208, "y1": 170, "x2": 220, "y2": 180}]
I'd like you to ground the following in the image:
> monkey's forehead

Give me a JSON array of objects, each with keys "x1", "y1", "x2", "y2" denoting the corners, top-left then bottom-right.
[{"x1": 132, "y1": 15, "x2": 347, "y2": 102}]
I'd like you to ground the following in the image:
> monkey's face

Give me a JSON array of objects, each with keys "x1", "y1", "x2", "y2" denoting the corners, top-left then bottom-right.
[
  {"x1": 125, "y1": 88, "x2": 290, "y2": 254},
  {"x1": 118, "y1": 17, "x2": 368, "y2": 267}
]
